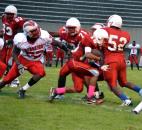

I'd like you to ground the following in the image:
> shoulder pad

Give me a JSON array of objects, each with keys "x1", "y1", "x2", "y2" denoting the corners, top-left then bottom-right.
[
  {"x1": 13, "y1": 33, "x2": 26, "y2": 45},
  {"x1": 40, "y1": 29, "x2": 51, "y2": 39}
]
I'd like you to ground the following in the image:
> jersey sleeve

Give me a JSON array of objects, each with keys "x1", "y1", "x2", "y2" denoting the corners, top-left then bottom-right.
[
  {"x1": 81, "y1": 33, "x2": 94, "y2": 47},
  {"x1": 14, "y1": 17, "x2": 25, "y2": 30},
  {"x1": 58, "y1": 26, "x2": 66, "y2": 40},
  {"x1": 128, "y1": 44, "x2": 132, "y2": 49},
  {"x1": 40, "y1": 29, "x2": 53, "y2": 44},
  {"x1": 13, "y1": 33, "x2": 26, "y2": 48}
]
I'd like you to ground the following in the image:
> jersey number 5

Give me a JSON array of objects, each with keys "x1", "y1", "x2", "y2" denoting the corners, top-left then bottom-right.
[{"x1": 108, "y1": 35, "x2": 127, "y2": 51}]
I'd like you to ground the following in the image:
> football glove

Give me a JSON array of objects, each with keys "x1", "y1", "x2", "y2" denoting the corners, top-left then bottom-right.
[
  {"x1": 5, "y1": 39, "x2": 13, "y2": 48},
  {"x1": 17, "y1": 64, "x2": 25, "y2": 75},
  {"x1": 100, "y1": 65, "x2": 109, "y2": 71}
]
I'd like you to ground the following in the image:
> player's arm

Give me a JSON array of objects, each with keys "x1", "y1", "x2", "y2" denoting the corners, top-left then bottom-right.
[
  {"x1": 80, "y1": 47, "x2": 101, "y2": 61},
  {"x1": 12, "y1": 45, "x2": 21, "y2": 65},
  {"x1": 49, "y1": 31, "x2": 59, "y2": 37},
  {"x1": 12, "y1": 45, "x2": 25, "y2": 74},
  {"x1": 52, "y1": 38, "x2": 68, "y2": 53}
]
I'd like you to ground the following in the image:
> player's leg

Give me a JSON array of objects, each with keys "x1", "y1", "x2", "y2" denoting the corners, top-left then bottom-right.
[
  {"x1": 133, "y1": 55, "x2": 139, "y2": 70},
  {"x1": 0, "y1": 60, "x2": 7, "y2": 78},
  {"x1": 0, "y1": 62, "x2": 20, "y2": 90},
  {"x1": 129, "y1": 55, "x2": 133, "y2": 70},
  {"x1": 18, "y1": 61, "x2": 45, "y2": 98},
  {"x1": 60, "y1": 52, "x2": 64, "y2": 67},
  {"x1": 83, "y1": 76, "x2": 104, "y2": 101},
  {"x1": 133, "y1": 101, "x2": 142, "y2": 114},
  {"x1": 48, "y1": 61, "x2": 71, "y2": 101},
  {"x1": 118, "y1": 62, "x2": 142, "y2": 98},
  {"x1": 49, "y1": 52, "x2": 53, "y2": 67},
  {"x1": 104, "y1": 62, "x2": 132, "y2": 106}
]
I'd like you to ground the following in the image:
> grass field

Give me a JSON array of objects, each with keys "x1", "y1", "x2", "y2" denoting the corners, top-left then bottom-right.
[{"x1": 0, "y1": 66, "x2": 142, "y2": 130}]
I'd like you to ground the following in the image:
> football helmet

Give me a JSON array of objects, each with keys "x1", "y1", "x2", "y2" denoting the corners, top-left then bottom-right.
[
  {"x1": 4, "y1": 5, "x2": 17, "y2": 21},
  {"x1": 107, "y1": 14, "x2": 122, "y2": 28},
  {"x1": 91, "y1": 23, "x2": 104, "y2": 30},
  {"x1": 66, "y1": 17, "x2": 81, "y2": 36},
  {"x1": 93, "y1": 29, "x2": 108, "y2": 46},
  {"x1": 23, "y1": 20, "x2": 41, "y2": 38},
  {"x1": 5, "y1": 5, "x2": 17, "y2": 16}
]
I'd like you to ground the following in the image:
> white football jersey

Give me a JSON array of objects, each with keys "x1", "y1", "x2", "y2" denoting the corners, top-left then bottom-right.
[
  {"x1": 13, "y1": 29, "x2": 53, "y2": 61},
  {"x1": 128, "y1": 44, "x2": 140, "y2": 55},
  {"x1": 45, "y1": 44, "x2": 53, "y2": 52}
]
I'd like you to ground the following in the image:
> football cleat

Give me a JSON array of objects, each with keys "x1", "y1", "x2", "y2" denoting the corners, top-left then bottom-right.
[
  {"x1": 86, "y1": 96, "x2": 96, "y2": 104},
  {"x1": 81, "y1": 95, "x2": 88, "y2": 101},
  {"x1": 17, "y1": 88, "x2": 26, "y2": 99},
  {"x1": 48, "y1": 87, "x2": 57, "y2": 102},
  {"x1": 96, "y1": 98, "x2": 104, "y2": 105},
  {"x1": 10, "y1": 78, "x2": 20, "y2": 88},
  {"x1": 10, "y1": 83, "x2": 19, "y2": 88},
  {"x1": 120, "y1": 99, "x2": 133, "y2": 106},
  {"x1": 54, "y1": 94, "x2": 65, "y2": 100}
]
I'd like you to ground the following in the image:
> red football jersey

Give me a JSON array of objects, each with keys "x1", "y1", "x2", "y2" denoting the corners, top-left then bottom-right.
[
  {"x1": 102, "y1": 27, "x2": 130, "y2": 63},
  {"x1": 2, "y1": 14, "x2": 25, "y2": 42},
  {"x1": 58, "y1": 26, "x2": 94, "y2": 61}
]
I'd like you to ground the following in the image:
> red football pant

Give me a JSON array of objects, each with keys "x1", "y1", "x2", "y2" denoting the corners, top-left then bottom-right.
[
  {"x1": 45, "y1": 51, "x2": 53, "y2": 63},
  {"x1": 0, "y1": 60, "x2": 7, "y2": 78},
  {"x1": 59, "y1": 60, "x2": 99, "y2": 92},
  {"x1": 0, "y1": 46, "x2": 13, "y2": 64},
  {"x1": 103, "y1": 59, "x2": 127, "y2": 88},
  {"x1": 56, "y1": 51, "x2": 64, "y2": 60}
]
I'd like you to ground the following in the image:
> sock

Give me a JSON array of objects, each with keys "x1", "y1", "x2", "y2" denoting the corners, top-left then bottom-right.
[
  {"x1": 28, "y1": 78, "x2": 38, "y2": 86},
  {"x1": 22, "y1": 83, "x2": 30, "y2": 90},
  {"x1": 87, "y1": 85, "x2": 95, "y2": 98},
  {"x1": 139, "y1": 89, "x2": 142, "y2": 96},
  {"x1": 132, "y1": 85, "x2": 142, "y2": 93},
  {"x1": 118, "y1": 93, "x2": 129, "y2": 101},
  {"x1": 55, "y1": 87, "x2": 66, "y2": 94}
]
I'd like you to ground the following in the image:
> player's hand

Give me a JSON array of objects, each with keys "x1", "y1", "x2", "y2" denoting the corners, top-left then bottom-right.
[
  {"x1": 80, "y1": 55, "x2": 86, "y2": 61},
  {"x1": 5, "y1": 40, "x2": 13, "y2": 48},
  {"x1": 17, "y1": 64, "x2": 26, "y2": 75},
  {"x1": 100, "y1": 65, "x2": 109, "y2": 71}
]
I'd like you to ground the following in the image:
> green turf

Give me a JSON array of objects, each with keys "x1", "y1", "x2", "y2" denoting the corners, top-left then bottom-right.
[{"x1": 0, "y1": 67, "x2": 142, "y2": 130}]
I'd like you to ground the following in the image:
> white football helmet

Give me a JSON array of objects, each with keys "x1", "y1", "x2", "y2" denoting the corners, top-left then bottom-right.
[
  {"x1": 66, "y1": 17, "x2": 81, "y2": 36},
  {"x1": 107, "y1": 14, "x2": 122, "y2": 28},
  {"x1": 91, "y1": 23, "x2": 104, "y2": 30},
  {"x1": 5, "y1": 5, "x2": 17, "y2": 17},
  {"x1": 93, "y1": 29, "x2": 108, "y2": 46},
  {"x1": 23, "y1": 20, "x2": 41, "y2": 38}
]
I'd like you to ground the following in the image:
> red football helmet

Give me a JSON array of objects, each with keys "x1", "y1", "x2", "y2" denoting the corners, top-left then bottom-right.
[{"x1": 23, "y1": 20, "x2": 41, "y2": 38}]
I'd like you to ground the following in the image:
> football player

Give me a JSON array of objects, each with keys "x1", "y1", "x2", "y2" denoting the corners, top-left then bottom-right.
[
  {"x1": 44, "y1": 44, "x2": 53, "y2": 67},
  {"x1": 93, "y1": 14, "x2": 142, "y2": 106},
  {"x1": 48, "y1": 17, "x2": 108, "y2": 104},
  {"x1": 0, "y1": 31, "x2": 7, "y2": 79},
  {"x1": 0, "y1": 20, "x2": 68, "y2": 98},
  {"x1": 55, "y1": 47, "x2": 65, "y2": 67},
  {"x1": 90, "y1": 23, "x2": 105, "y2": 36},
  {"x1": 1, "y1": 5, "x2": 25, "y2": 87},
  {"x1": 128, "y1": 41, "x2": 140, "y2": 70}
]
